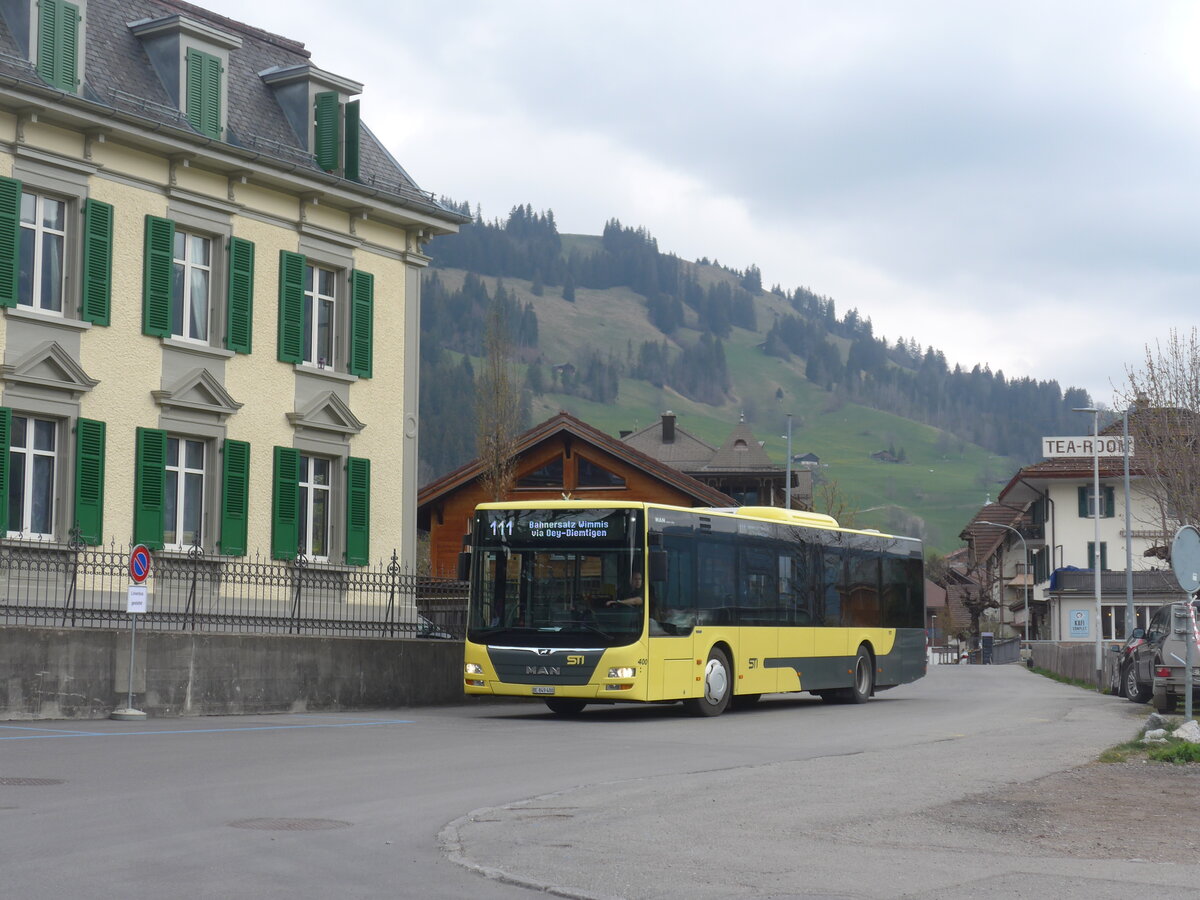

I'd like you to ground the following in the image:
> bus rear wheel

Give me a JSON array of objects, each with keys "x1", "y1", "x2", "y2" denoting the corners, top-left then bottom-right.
[
  {"x1": 821, "y1": 646, "x2": 874, "y2": 704},
  {"x1": 545, "y1": 699, "x2": 587, "y2": 716},
  {"x1": 685, "y1": 648, "x2": 732, "y2": 717}
]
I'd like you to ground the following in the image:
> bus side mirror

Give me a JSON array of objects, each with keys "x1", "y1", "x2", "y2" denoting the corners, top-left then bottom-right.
[
  {"x1": 457, "y1": 552, "x2": 471, "y2": 581},
  {"x1": 649, "y1": 550, "x2": 668, "y2": 582}
]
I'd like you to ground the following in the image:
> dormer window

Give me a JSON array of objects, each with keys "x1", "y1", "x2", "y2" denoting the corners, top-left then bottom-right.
[
  {"x1": 260, "y1": 65, "x2": 362, "y2": 180},
  {"x1": 129, "y1": 14, "x2": 241, "y2": 142}
]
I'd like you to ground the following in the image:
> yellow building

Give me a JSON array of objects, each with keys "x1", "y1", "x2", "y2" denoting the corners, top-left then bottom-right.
[{"x1": 0, "y1": 0, "x2": 462, "y2": 569}]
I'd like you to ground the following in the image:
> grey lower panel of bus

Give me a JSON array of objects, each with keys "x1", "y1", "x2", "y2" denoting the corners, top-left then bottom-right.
[
  {"x1": 765, "y1": 630, "x2": 926, "y2": 692},
  {"x1": 486, "y1": 647, "x2": 605, "y2": 685}
]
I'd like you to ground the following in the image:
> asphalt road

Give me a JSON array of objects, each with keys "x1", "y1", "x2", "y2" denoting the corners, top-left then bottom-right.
[{"x1": 0, "y1": 665, "x2": 1181, "y2": 899}]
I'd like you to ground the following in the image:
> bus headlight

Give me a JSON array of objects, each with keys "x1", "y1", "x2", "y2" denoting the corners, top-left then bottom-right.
[
  {"x1": 608, "y1": 667, "x2": 636, "y2": 679},
  {"x1": 465, "y1": 662, "x2": 484, "y2": 675}
]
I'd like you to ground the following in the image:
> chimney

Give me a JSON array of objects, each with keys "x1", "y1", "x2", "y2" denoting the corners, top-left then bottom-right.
[{"x1": 662, "y1": 411, "x2": 676, "y2": 443}]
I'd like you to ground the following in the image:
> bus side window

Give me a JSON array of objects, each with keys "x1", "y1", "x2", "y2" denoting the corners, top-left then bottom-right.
[{"x1": 821, "y1": 549, "x2": 845, "y2": 627}]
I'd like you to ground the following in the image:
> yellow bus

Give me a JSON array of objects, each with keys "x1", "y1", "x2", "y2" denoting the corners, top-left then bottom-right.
[{"x1": 461, "y1": 501, "x2": 926, "y2": 716}]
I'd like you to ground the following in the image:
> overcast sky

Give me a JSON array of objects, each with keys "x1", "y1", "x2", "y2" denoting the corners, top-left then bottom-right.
[{"x1": 203, "y1": 0, "x2": 1200, "y2": 405}]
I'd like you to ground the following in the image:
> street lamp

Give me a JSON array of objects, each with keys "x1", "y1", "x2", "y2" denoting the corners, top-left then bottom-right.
[
  {"x1": 1073, "y1": 406, "x2": 1103, "y2": 689},
  {"x1": 978, "y1": 521, "x2": 1030, "y2": 646}
]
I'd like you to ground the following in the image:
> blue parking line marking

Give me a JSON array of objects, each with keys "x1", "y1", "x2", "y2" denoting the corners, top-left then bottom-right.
[{"x1": 0, "y1": 720, "x2": 414, "y2": 740}]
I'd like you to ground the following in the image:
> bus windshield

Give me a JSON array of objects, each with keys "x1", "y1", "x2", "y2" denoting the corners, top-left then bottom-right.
[{"x1": 467, "y1": 508, "x2": 645, "y2": 647}]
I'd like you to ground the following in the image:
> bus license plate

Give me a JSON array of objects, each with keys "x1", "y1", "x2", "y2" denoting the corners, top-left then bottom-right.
[{"x1": 532, "y1": 686, "x2": 555, "y2": 695}]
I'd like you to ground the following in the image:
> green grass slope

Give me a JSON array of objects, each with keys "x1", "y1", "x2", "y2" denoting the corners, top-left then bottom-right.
[{"x1": 435, "y1": 244, "x2": 1010, "y2": 555}]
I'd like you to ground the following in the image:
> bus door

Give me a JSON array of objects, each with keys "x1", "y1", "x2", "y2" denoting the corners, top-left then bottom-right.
[
  {"x1": 648, "y1": 531, "x2": 698, "y2": 700},
  {"x1": 773, "y1": 538, "x2": 814, "y2": 692},
  {"x1": 736, "y1": 542, "x2": 780, "y2": 694}
]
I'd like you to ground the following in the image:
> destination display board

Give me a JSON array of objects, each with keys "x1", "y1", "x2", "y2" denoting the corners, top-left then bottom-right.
[{"x1": 480, "y1": 508, "x2": 630, "y2": 545}]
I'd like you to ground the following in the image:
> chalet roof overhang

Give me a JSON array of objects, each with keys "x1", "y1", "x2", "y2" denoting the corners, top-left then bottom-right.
[{"x1": 417, "y1": 411, "x2": 735, "y2": 526}]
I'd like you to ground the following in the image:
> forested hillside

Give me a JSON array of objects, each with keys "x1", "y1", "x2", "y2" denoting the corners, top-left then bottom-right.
[{"x1": 421, "y1": 201, "x2": 1089, "y2": 473}]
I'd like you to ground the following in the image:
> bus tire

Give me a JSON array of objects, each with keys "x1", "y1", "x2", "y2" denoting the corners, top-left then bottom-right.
[
  {"x1": 685, "y1": 648, "x2": 732, "y2": 717},
  {"x1": 847, "y1": 645, "x2": 874, "y2": 704},
  {"x1": 545, "y1": 699, "x2": 587, "y2": 716}
]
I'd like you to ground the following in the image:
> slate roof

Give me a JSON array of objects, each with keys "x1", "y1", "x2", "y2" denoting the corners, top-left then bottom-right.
[
  {"x1": 706, "y1": 420, "x2": 776, "y2": 471},
  {"x1": 0, "y1": 0, "x2": 464, "y2": 225},
  {"x1": 621, "y1": 416, "x2": 717, "y2": 471}
]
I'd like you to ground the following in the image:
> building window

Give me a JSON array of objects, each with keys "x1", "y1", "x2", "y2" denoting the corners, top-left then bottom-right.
[
  {"x1": 7, "y1": 415, "x2": 57, "y2": 539},
  {"x1": 299, "y1": 454, "x2": 331, "y2": 560},
  {"x1": 518, "y1": 458, "x2": 564, "y2": 488},
  {"x1": 303, "y1": 264, "x2": 336, "y2": 368},
  {"x1": 171, "y1": 231, "x2": 211, "y2": 342},
  {"x1": 1078, "y1": 485, "x2": 1115, "y2": 518},
  {"x1": 164, "y1": 436, "x2": 206, "y2": 549},
  {"x1": 577, "y1": 457, "x2": 625, "y2": 488},
  {"x1": 1087, "y1": 541, "x2": 1108, "y2": 571},
  {"x1": 19, "y1": 191, "x2": 66, "y2": 313}
]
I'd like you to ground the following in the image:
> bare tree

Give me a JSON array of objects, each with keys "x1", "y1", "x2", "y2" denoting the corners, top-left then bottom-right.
[
  {"x1": 475, "y1": 302, "x2": 520, "y2": 501},
  {"x1": 1116, "y1": 328, "x2": 1200, "y2": 539},
  {"x1": 813, "y1": 479, "x2": 858, "y2": 529}
]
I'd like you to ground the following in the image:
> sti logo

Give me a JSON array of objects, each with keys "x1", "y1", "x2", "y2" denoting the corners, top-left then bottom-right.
[{"x1": 567, "y1": 655, "x2": 585, "y2": 665}]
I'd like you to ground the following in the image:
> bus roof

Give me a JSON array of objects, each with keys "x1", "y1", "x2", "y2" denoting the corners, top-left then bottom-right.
[{"x1": 472, "y1": 501, "x2": 921, "y2": 544}]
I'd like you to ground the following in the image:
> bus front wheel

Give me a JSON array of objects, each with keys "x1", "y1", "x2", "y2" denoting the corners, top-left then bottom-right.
[{"x1": 685, "y1": 648, "x2": 732, "y2": 717}]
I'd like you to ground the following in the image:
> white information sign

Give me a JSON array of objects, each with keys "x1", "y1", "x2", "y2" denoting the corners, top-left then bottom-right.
[
  {"x1": 126, "y1": 584, "x2": 148, "y2": 614},
  {"x1": 1041, "y1": 436, "x2": 1132, "y2": 458},
  {"x1": 1042, "y1": 435, "x2": 1133, "y2": 458},
  {"x1": 1069, "y1": 608, "x2": 1090, "y2": 637}
]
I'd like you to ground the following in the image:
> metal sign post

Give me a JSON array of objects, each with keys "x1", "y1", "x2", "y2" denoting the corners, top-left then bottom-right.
[
  {"x1": 1170, "y1": 526, "x2": 1200, "y2": 720},
  {"x1": 111, "y1": 546, "x2": 151, "y2": 721}
]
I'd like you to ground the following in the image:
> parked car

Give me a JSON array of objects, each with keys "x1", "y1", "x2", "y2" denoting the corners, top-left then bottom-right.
[
  {"x1": 1106, "y1": 631, "x2": 1145, "y2": 696},
  {"x1": 1121, "y1": 600, "x2": 1200, "y2": 712}
]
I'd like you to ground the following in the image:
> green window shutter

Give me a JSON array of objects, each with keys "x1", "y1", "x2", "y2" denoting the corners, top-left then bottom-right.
[
  {"x1": 58, "y1": 2, "x2": 78, "y2": 92},
  {"x1": 271, "y1": 446, "x2": 300, "y2": 560},
  {"x1": 1088, "y1": 542, "x2": 1108, "y2": 570},
  {"x1": 81, "y1": 199, "x2": 113, "y2": 325},
  {"x1": 219, "y1": 439, "x2": 250, "y2": 556},
  {"x1": 344, "y1": 456, "x2": 370, "y2": 566},
  {"x1": 314, "y1": 91, "x2": 341, "y2": 172},
  {"x1": 344, "y1": 99, "x2": 360, "y2": 181},
  {"x1": 0, "y1": 176, "x2": 20, "y2": 308},
  {"x1": 348, "y1": 269, "x2": 374, "y2": 378},
  {"x1": 37, "y1": 0, "x2": 78, "y2": 92},
  {"x1": 277, "y1": 250, "x2": 305, "y2": 363},
  {"x1": 0, "y1": 407, "x2": 10, "y2": 534},
  {"x1": 74, "y1": 418, "x2": 105, "y2": 545},
  {"x1": 1077, "y1": 486, "x2": 1088, "y2": 518},
  {"x1": 226, "y1": 237, "x2": 254, "y2": 353},
  {"x1": 142, "y1": 215, "x2": 174, "y2": 337},
  {"x1": 1104, "y1": 486, "x2": 1115, "y2": 518},
  {"x1": 185, "y1": 48, "x2": 222, "y2": 140},
  {"x1": 134, "y1": 427, "x2": 167, "y2": 550}
]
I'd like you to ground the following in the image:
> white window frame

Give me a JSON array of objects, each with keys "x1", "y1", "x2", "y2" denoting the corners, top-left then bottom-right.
[
  {"x1": 171, "y1": 230, "x2": 212, "y2": 343},
  {"x1": 7, "y1": 413, "x2": 58, "y2": 540},
  {"x1": 164, "y1": 435, "x2": 207, "y2": 550},
  {"x1": 298, "y1": 453, "x2": 332, "y2": 562},
  {"x1": 303, "y1": 264, "x2": 337, "y2": 368},
  {"x1": 19, "y1": 190, "x2": 67, "y2": 314}
]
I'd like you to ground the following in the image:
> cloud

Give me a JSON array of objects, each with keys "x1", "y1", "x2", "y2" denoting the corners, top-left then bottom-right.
[{"x1": 201, "y1": 0, "x2": 1200, "y2": 403}]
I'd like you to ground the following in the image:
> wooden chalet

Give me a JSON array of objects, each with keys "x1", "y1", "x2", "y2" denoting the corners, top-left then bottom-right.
[{"x1": 417, "y1": 412, "x2": 734, "y2": 576}]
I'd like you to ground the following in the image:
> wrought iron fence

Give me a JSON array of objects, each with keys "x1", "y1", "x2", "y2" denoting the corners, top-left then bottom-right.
[{"x1": 0, "y1": 535, "x2": 466, "y2": 639}]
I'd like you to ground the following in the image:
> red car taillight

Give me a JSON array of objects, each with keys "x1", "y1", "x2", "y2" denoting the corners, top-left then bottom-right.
[{"x1": 1155, "y1": 666, "x2": 1172, "y2": 678}]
